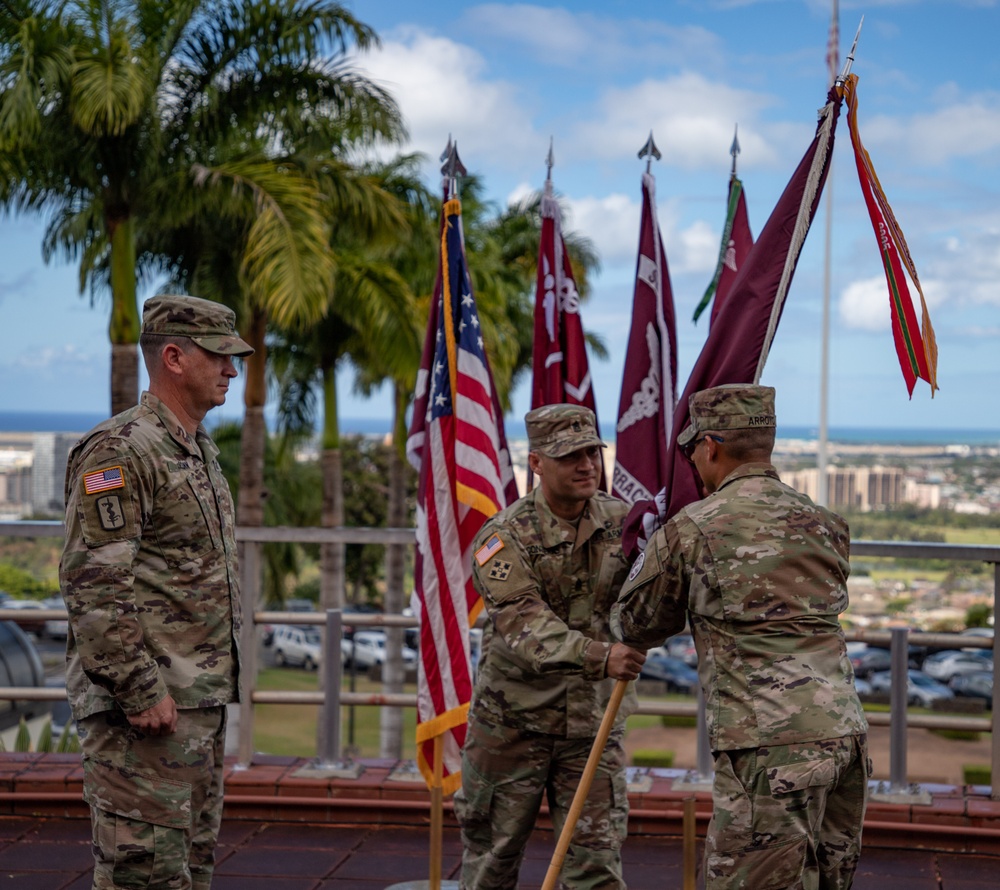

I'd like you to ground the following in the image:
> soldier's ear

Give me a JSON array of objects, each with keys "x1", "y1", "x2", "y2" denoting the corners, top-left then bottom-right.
[{"x1": 528, "y1": 451, "x2": 543, "y2": 475}]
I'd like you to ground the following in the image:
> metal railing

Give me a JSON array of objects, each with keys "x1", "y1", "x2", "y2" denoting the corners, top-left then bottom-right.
[{"x1": 2, "y1": 522, "x2": 998, "y2": 798}]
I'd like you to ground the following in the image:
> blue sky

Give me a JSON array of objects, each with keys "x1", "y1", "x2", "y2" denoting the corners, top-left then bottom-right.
[{"x1": 1, "y1": 0, "x2": 998, "y2": 434}]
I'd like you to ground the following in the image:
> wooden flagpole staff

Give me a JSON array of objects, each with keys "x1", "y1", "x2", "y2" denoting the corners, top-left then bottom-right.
[{"x1": 540, "y1": 679, "x2": 629, "y2": 890}]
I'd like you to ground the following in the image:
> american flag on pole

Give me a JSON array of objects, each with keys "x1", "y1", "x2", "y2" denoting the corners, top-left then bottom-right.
[
  {"x1": 612, "y1": 170, "x2": 678, "y2": 505},
  {"x1": 406, "y1": 194, "x2": 517, "y2": 794}
]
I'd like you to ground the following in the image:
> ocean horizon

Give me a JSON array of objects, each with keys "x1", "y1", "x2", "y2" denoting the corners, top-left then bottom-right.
[{"x1": 1, "y1": 410, "x2": 999, "y2": 447}]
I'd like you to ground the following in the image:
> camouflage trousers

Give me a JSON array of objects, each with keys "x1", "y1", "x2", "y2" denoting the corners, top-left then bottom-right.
[
  {"x1": 705, "y1": 733, "x2": 870, "y2": 890},
  {"x1": 78, "y1": 706, "x2": 228, "y2": 890},
  {"x1": 454, "y1": 718, "x2": 629, "y2": 890}
]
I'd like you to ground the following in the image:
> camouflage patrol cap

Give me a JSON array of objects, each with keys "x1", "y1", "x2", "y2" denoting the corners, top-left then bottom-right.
[
  {"x1": 526, "y1": 404, "x2": 605, "y2": 458},
  {"x1": 141, "y1": 294, "x2": 254, "y2": 357},
  {"x1": 676, "y1": 383, "x2": 776, "y2": 446}
]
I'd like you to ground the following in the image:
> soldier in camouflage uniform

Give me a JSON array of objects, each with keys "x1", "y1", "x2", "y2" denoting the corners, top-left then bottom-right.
[
  {"x1": 59, "y1": 295, "x2": 253, "y2": 890},
  {"x1": 611, "y1": 384, "x2": 870, "y2": 890},
  {"x1": 455, "y1": 404, "x2": 648, "y2": 890}
]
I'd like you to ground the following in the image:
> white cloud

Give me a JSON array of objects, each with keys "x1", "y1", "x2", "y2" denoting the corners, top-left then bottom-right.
[
  {"x1": 354, "y1": 29, "x2": 540, "y2": 175},
  {"x1": 839, "y1": 276, "x2": 891, "y2": 331},
  {"x1": 7, "y1": 344, "x2": 100, "y2": 372},
  {"x1": 569, "y1": 73, "x2": 784, "y2": 171},
  {"x1": 858, "y1": 89, "x2": 1000, "y2": 169},
  {"x1": 462, "y1": 4, "x2": 725, "y2": 71}
]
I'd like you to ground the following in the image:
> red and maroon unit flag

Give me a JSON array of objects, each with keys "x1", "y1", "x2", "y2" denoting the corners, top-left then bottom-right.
[
  {"x1": 406, "y1": 194, "x2": 517, "y2": 794},
  {"x1": 624, "y1": 87, "x2": 844, "y2": 554},
  {"x1": 839, "y1": 73, "x2": 938, "y2": 397},
  {"x1": 612, "y1": 171, "x2": 678, "y2": 505},
  {"x1": 531, "y1": 185, "x2": 597, "y2": 413}
]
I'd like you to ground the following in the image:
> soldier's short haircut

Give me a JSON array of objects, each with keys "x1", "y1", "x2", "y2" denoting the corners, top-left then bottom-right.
[
  {"x1": 716, "y1": 425, "x2": 775, "y2": 460},
  {"x1": 139, "y1": 332, "x2": 193, "y2": 371}
]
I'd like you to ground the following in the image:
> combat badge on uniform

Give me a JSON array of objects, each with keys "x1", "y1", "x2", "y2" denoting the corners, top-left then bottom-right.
[{"x1": 488, "y1": 559, "x2": 512, "y2": 581}]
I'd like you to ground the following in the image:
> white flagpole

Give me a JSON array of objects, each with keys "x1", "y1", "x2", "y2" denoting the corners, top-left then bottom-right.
[{"x1": 817, "y1": 0, "x2": 840, "y2": 508}]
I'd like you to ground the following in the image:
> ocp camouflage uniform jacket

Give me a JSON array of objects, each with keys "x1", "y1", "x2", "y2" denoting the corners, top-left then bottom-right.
[
  {"x1": 59, "y1": 391, "x2": 241, "y2": 721},
  {"x1": 612, "y1": 462, "x2": 866, "y2": 751},
  {"x1": 470, "y1": 486, "x2": 637, "y2": 738}
]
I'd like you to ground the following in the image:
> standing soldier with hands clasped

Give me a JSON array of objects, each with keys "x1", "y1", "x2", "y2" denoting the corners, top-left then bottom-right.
[
  {"x1": 455, "y1": 403, "x2": 647, "y2": 890},
  {"x1": 612, "y1": 383, "x2": 870, "y2": 890},
  {"x1": 60, "y1": 295, "x2": 253, "y2": 890}
]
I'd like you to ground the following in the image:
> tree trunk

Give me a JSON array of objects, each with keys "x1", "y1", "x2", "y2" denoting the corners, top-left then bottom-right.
[
  {"x1": 110, "y1": 344, "x2": 139, "y2": 417},
  {"x1": 320, "y1": 365, "x2": 345, "y2": 611},
  {"x1": 108, "y1": 215, "x2": 140, "y2": 415},
  {"x1": 238, "y1": 308, "x2": 268, "y2": 608},
  {"x1": 380, "y1": 383, "x2": 410, "y2": 759}
]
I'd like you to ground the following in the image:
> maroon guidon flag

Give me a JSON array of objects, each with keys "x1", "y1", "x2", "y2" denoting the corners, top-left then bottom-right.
[
  {"x1": 406, "y1": 189, "x2": 517, "y2": 794},
  {"x1": 531, "y1": 183, "x2": 598, "y2": 415},
  {"x1": 624, "y1": 86, "x2": 844, "y2": 555},
  {"x1": 612, "y1": 170, "x2": 678, "y2": 505}
]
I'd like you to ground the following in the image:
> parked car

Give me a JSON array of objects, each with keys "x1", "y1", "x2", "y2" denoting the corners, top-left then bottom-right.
[
  {"x1": 949, "y1": 670, "x2": 993, "y2": 708},
  {"x1": 640, "y1": 654, "x2": 699, "y2": 693},
  {"x1": 849, "y1": 647, "x2": 893, "y2": 678},
  {"x1": 341, "y1": 630, "x2": 417, "y2": 670},
  {"x1": 868, "y1": 669, "x2": 954, "y2": 708},
  {"x1": 921, "y1": 650, "x2": 992, "y2": 682},
  {"x1": 665, "y1": 633, "x2": 697, "y2": 666},
  {"x1": 271, "y1": 625, "x2": 324, "y2": 670}
]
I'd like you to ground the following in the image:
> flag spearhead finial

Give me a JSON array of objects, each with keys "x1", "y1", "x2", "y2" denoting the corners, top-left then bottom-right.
[
  {"x1": 730, "y1": 124, "x2": 741, "y2": 176},
  {"x1": 638, "y1": 130, "x2": 661, "y2": 173},
  {"x1": 837, "y1": 16, "x2": 864, "y2": 85}
]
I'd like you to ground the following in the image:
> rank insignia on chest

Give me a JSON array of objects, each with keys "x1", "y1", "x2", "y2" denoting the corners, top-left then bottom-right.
[
  {"x1": 488, "y1": 559, "x2": 512, "y2": 581},
  {"x1": 83, "y1": 465, "x2": 125, "y2": 495}
]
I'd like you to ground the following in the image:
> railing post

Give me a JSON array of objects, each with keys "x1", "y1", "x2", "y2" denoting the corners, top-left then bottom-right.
[
  {"x1": 317, "y1": 609, "x2": 344, "y2": 767},
  {"x1": 237, "y1": 540, "x2": 262, "y2": 769},
  {"x1": 889, "y1": 626, "x2": 909, "y2": 792}
]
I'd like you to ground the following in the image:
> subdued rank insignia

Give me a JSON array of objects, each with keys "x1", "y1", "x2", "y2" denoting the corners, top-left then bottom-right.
[
  {"x1": 488, "y1": 559, "x2": 512, "y2": 581},
  {"x1": 96, "y1": 495, "x2": 126, "y2": 531}
]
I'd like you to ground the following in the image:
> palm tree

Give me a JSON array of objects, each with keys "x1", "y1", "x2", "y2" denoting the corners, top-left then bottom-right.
[{"x1": 0, "y1": 0, "x2": 401, "y2": 415}]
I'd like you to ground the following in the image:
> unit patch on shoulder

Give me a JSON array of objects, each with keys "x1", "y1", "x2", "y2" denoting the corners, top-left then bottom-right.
[
  {"x1": 96, "y1": 495, "x2": 126, "y2": 531},
  {"x1": 627, "y1": 551, "x2": 645, "y2": 582},
  {"x1": 83, "y1": 466, "x2": 125, "y2": 495},
  {"x1": 488, "y1": 559, "x2": 512, "y2": 582},
  {"x1": 475, "y1": 533, "x2": 505, "y2": 566}
]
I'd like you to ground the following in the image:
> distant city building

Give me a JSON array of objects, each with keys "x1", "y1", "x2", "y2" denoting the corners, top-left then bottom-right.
[
  {"x1": 784, "y1": 465, "x2": 923, "y2": 512},
  {"x1": 31, "y1": 433, "x2": 79, "y2": 517}
]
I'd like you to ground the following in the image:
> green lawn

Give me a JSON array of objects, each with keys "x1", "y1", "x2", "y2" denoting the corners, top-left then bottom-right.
[{"x1": 253, "y1": 667, "x2": 417, "y2": 758}]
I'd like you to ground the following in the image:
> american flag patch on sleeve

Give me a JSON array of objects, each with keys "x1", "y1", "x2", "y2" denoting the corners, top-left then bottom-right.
[
  {"x1": 83, "y1": 466, "x2": 125, "y2": 495},
  {"x1": 475, "y1": 533, "x2": 505, "y2": 566}
]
